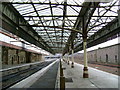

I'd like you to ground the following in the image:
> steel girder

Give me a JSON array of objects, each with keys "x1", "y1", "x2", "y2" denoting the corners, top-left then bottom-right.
[
  {"x1": 5, "y1": 1, "x2": 75, "y2": 53},
  {"x1": 74, "y1": 18, "x2": 119, "y2": 52},
  {"x1": 0, "y1": 3, "x2": 55, "y2": 54},
  {"x1": 63, "y1": 2, "x2": 99, "y2": 55},
  {"x1": 1, "y1": 1, "x2": 119, "y2": 55}
]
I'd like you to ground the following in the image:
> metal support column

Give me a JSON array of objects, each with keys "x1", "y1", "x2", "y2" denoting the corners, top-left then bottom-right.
[
  {"x1": 71, "y1": 41, "x2": 74, "y2": 68},
  {"x1": 118, "y1": 1, "x2": 120, "y2": 25},
  {"x1": 60, "y1": 59, "x2": 65, "y2": 90},
  {"x1": 82, "y1": 17, "x2": 89, "y2": 78},
  {"x1": 67, "y1": 53, "x2": 69, "y2": 65},
  {"x1": 71, "y1": 49, "x2": 74, "y2": 68},
  {"x1": 83, "y1": 39, "x2": 88, "y2": 78}
]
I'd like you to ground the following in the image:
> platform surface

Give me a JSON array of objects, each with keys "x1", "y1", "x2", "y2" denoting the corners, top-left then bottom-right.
[
  {"x1": 61, "y1": 60, "x2": 119, "y2": 89},
  {"x1": 28, "y1": 60, "x2": 59, "y2": 88}
]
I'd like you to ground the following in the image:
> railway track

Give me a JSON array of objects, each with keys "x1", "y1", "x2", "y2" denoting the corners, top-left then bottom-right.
[
  {"x1": 89, "y1": 62, "x2": 120, "y2": 68},
  {"x1": 0, "y1": 61, "x2": 54, "y2": 90}
]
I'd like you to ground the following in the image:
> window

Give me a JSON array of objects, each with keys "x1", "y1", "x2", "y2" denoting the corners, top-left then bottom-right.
[
  {"x1": 115, "y1": 55, "x2": 117, "y2": 63},
  {"x1": 106, "y1": 54, "x2": 108, "y2": 62},
  {"x1": 94, "y1": 54, "x2": 97, "y2": 62},
  {"x1": 100, "y1": 56, "x2": 101, "y2": 62},
  {"x1": 12, "y1": 57, "x2": 13, "y2": 64}
]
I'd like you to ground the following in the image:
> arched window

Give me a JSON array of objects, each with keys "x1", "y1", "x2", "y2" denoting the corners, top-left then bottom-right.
[
  {"x1": 100, "y1": 56, "x2": 101, "y2": 61},
  {"x1": 91, "y1": 55, "x2": 93, "y2": 58},
  {"x1": 94, "y1": 54, "x2": 97, "y2": 62},
  {"x1": 106, "y1": 54, "x2": 108, "y2": 62},
  {"x1": 12, "y1": 57, "x2": 13, "y2": 64},
  {"x1": 91, "y1": 54, "x2": 93, "y2": 61},
  {"x1": 115, "y1": 55, "x2": 117, "y2": 63}
]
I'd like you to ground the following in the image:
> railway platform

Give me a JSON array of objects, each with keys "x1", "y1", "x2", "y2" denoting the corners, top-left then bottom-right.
[
  {"x1": 6, "y1": 59, "x2": 119, "y2": 89},
  {"x1": 28, "y1": 60, "x2": 59, "y2": 88},
  {"x1": 1, "y1": 1, "x2": 120, "y2": 90},
  {"x1": 56, "y1": 60, "x2": 119, "y2": 89},
  {"x1": 8, "y1": 59, "x2": 59, "y2": 89}
]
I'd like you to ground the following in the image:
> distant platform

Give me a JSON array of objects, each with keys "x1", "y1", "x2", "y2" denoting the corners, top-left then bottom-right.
[{"x1": 8, "y1": 59, "x2": 119, "y2": 89}]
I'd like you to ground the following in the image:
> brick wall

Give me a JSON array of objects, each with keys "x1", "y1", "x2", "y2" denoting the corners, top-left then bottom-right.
[
  {"x1": 0, "y1": 46, "x2": 2, "y2": 68},
  {"x1": 2, "y1": 46, "x2": 44, "y2": 66},
  {"x1": 74, "y1": 44, "x2": 119, "y2": 65}
]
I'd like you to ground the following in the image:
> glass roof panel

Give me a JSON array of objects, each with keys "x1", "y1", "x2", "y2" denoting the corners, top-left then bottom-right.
[
  {"x1": 87, "y1": 0, "x2": 118, "y2": 35},
  {"x1": 52, "y1": 7, "x2": 63, "y2": 15},
  {"x1": 34, "y1": 4, "x2": 49, "y2": 10},
  {"x1": 8, "y1": 0, "x2": 119, "y2": 53}
]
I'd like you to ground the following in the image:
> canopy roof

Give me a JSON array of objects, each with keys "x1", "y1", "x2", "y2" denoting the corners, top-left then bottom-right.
[{"x1": 7, "y1": 0, "x2": 119, "y2": 54}]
